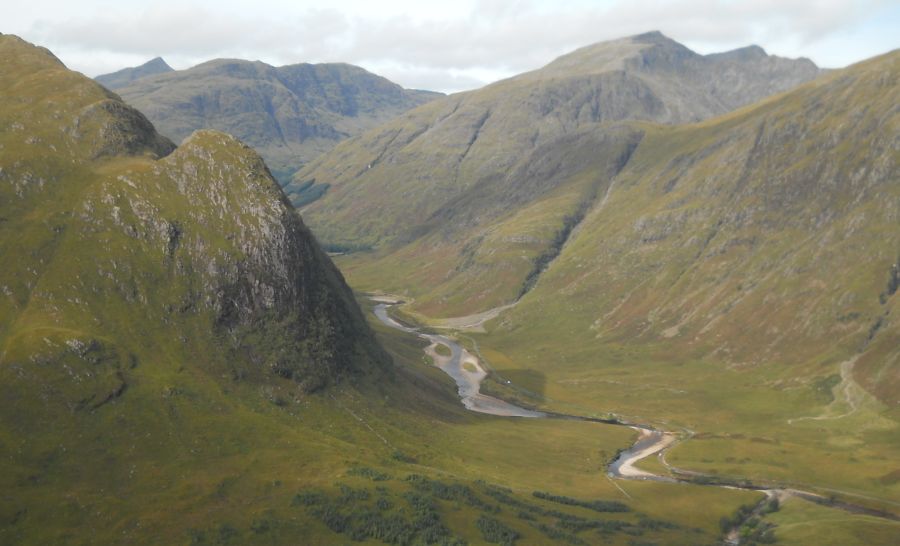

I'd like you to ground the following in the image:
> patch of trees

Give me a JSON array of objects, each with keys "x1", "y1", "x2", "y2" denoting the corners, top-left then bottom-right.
[
  {"x1": 527, "y1": 521, "x2": 585, "y2": 545},
  {"x1": 719, "y1": 499, "x2": 779, "y2": 545},
  {"x1": 482, "y1": 484, "x2": 671, "y2": 543},
  {"x1": 719, "y1": 502, "x2": 756, "y2": 533},
  {"x1": 532, "y1": 490, "x2": 631, "y2": 513},
  {"x1": 812, "y1": 374, "x2": 841, "y2": 404},
  {"x1": 348, "y1": 466, "x2": 391, "y2": 481},
  {"x1": 476, "y1": 516, "x2": 520, "y2": 545},
  {"x1": 407, "y1": 475, "x2": 499, "y2": 513},
  {"x1": 737, "y1": 518, "x2": 777, "y2": 545},
  {"x1": 290, "y1": 480, "x2": 678, "y2": 545},
  {"x1": 290, "y1": 180, "x2": 330, "y2": 208},
  {"x1": 292, "y1": 483, "x2": 468, "y2": 545},
  {"x1": 392, "y1": 450, "x2": 417, "y2": 463}
]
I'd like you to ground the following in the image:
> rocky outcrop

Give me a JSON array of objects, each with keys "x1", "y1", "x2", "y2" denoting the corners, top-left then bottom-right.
[{"x1": 0, "y1": 34, "x2": 386, "y2": 397}]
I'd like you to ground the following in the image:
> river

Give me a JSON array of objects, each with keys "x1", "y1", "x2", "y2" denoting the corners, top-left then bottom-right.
[
  {"x1": 374, "y1": 302, "x2": 668, "y2": 477},
  {"x1": 372, "y1": 300, "x2": 899, "y2": 537}
]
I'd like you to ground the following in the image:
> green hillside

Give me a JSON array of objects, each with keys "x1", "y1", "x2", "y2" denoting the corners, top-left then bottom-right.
[
  {"x1": 0, "y1": 33, "x2": 806, "y2": 546},
  {"x1": 366, "y1": 50, "x2": 900, "y2": 515},
  {"x1": 295, "y1": 32, "x2": 822, "y2": 315},
  {"x1": 476, "y1": 51, "x2": 900, "y2": 502},
  {"x1": 0, "y1": 34, "x2": 387, "y2": 395},
  {"x1": 294, "y1": 29, "x2": 899, "y2": 525},
  {"x1": 487, "y1": 49, "x2": 899, "y2": 407}
]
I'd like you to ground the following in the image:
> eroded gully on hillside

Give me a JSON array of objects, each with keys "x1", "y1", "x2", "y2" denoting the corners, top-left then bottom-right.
[{"x1": 372, "y1": 299, "x2": 899, "y2": 544}]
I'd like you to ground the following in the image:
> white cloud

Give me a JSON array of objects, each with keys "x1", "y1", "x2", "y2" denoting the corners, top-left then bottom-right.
[{"x1": 7, "y1": 0, "x2": 898, "y2": 92}]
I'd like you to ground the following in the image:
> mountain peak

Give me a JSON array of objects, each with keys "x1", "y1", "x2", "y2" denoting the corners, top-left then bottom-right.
[
  {"x1": 188, "y1": 58, "x2": 273, "y2": 78},
  {"x1": 0, "y1": 32, "x2": 65, "y2": 69},
  {"x1": 95, "y1": 55, "x2": 175, "y2": 90},
  {"x1": 524, "y1": 31, "x2": 818, "y2": 84},
  {"x1": 523, "y1": 31, "x2": 696, "y2": 80},
  {"x1": 707, "y1": 44, "x2": 769, "y2": 62},
  {"x1": 143, "y1": 56, "x2": 172, "y2": 71},
  {"x1": 631, "y1": 30, "x2": 672, "y2": 43}
]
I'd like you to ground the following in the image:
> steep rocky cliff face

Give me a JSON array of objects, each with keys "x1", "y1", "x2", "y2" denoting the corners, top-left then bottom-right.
[
  {"x1": 104, "y1": 59, "x2": 442, "y2": 184},
  {"x1": 0, "y1": 34, "x2": 386, "y2": 410},
  {"x1": 294, "y1": 32, "x2": 822, "y2": 315}
]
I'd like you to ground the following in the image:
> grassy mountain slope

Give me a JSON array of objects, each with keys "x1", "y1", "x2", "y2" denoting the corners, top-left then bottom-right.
[
  {"x1": 300, "y1": 35, "x2": 898, "y2": 519},
  {"x1": 95, "y1": 57, "x2": 173, "y2": 90},
  {"x1": 491, "y1": 49, "x2": 899, "y2": 400},
  {"x1": 467, "y1": 50, "x2": 899, "y2": 506},
  {"x1": 0, "y1": 34, "x2": 386, "y2": 394},
  {"x1": 110, "y1": 59, "x2": 442, "y2": 184},
  {"x1": 1, "y1": 34, "x2": 783, "y2": 545},
  {"x1": 297, "y1": 32, "x2": 821, "y2": 315}
]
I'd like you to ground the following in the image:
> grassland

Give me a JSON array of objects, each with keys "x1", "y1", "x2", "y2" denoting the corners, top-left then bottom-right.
[
  {"x1": 464, "y1": 320, "x2": 900, "y2": 506},
  {"x1": 1, "y1": 296, "x2": 764, "y2": 544},
  {"x1": 766, "y1": 496, "x2": 900, "y2": 545}
]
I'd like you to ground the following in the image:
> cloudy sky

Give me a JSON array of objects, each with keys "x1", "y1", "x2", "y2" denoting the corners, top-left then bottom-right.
[{"x1": 6, "y1": 0, "x2": 899, "y2": 93}]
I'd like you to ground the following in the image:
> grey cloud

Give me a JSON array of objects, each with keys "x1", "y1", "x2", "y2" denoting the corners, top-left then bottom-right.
[
  {"x1": 22, "y1": 0, "x2": 896, "y2": 93},
  {"x1": 365, "y1": 63, "x2": 495, "y2": 94}
]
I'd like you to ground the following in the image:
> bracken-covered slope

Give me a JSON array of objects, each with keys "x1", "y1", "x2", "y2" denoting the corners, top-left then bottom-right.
[
  {"x1": 295, "y1": 31, "x2": 821, "y2": 314},
  {"x1": 108, "y1": 59, "x2": 442, "y2": 184},
  {"x1": 94, "y1": 57, "x2": 173, "y2": 90}
]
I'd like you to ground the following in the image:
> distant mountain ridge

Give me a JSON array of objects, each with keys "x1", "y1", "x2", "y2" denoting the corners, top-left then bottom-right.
[
  {"x1": 95, "y1": 56, "x2": 173, "y2": 89},
  {"x1": 522, "y1": 31, "x2": 821, "y2": 120},
  {"x1": 293, "y1": 31, "x2": 823, "y2": 313},
  {"x1": 99, "y1": 58, "x2": 442, "y2": 184}
]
